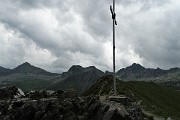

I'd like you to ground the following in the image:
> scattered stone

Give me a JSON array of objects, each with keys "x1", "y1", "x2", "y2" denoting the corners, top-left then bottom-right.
[
  {"x1": 0, "y1": 86, "x2": 150, "y2": 120},
  {"x1": 0, "y1": 86, "x2": 24, "y2": 100}
]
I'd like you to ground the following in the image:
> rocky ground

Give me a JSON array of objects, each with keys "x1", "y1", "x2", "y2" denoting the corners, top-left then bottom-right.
[{"x1": 0, "y1": 86, "x2": 152, "y2": 120}]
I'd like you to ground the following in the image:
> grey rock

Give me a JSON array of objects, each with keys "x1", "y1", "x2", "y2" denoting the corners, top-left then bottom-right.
[{"x1": 0, "y1": 86, "x2": 147, "y2": 120}]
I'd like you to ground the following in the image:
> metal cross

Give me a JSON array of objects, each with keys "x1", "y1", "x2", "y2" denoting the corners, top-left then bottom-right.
[{"x1": 110, "y1": 0, "x2": 117, "y2": 96}]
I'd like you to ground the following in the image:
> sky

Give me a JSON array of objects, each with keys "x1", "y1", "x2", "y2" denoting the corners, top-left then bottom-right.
[{"x1": 0, "y1": 0, "x2": 180, "y2": 73}]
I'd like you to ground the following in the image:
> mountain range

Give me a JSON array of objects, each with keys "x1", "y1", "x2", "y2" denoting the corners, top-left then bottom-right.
[
  {"x1": 116, "y1": 63, "x2": 180, "y2": 81},
  {"x1": 0, "y1": 62, "x2": 180, "y2": 92},
  {"x1": 0, "y1": 62, "x2": 104, "y2": 93}
]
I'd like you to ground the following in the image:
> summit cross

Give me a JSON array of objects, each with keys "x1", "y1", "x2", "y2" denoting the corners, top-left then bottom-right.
[{"x1": 110, "y1": 0, "x2": 117, "y2": 95}]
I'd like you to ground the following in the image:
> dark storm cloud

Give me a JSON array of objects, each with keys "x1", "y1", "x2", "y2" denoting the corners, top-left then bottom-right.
[
  {"x1": 0, "y1": 0, "x2": 111, "y2": 72},
  {"x1": 0, "y1": 0, "x2": 180, "y2": 73}
]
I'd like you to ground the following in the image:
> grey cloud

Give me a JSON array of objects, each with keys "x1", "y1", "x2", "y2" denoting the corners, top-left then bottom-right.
[
  {"x1": 3, "y1": 0, "x2": 63, "y2": 10},
  {"x1": 0, "y1": 0, "x2": 180, "y2": 73},
  {"x1": 1, "y1": 0, "x2": 106, "y2": 57},
  {"x1": 73, "y1": 0, "x2": 112, "y2": 38},
  {"x1": 0, "y1": 24, "x2": 26, "y2": 68},
  {"x1": 118, "y1": 0, "x2": 170, "y2": 7},
  {"x1": 117, "y1": 1, "x2": 180, "y2": 69}
]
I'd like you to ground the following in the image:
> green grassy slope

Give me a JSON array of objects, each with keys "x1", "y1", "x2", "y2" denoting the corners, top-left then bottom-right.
[
  {"x1": 47, "y1": 73, "x2": 103, "y2": 94},
  {"x1": 0, "y1": 74, "x2": 56, "y2": 92},
  {"x1": 126, "y1": 81, "x2": 180, "y2": 119},
  {"x1": 82, "y1": 75, "x2": 180, "y2": 119},
  {"x1": 1, "y1": 79, "x2": 52, "y2": 92}
]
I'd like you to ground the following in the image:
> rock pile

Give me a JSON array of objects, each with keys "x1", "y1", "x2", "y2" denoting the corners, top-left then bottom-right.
[
  {"x1": 0, "y1": 86, "x2": 24, "y2": 100},
  {"x1": 0, "y1": 86, "x2": 151, "y2": 120}
]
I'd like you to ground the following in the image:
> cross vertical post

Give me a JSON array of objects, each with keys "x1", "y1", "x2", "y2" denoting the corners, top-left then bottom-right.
[{"x1": 110, "y1": 0, "x2": 117, "y2": 96}]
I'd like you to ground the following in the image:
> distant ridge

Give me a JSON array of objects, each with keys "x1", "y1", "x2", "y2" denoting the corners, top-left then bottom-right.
[
  {"x1": 11, "y1": 62, "x2": 58, "y2": 76},
  {"x1": 1, "y1": 62, "x2": 180, "y2": 78},
  {"x1": 0, "y1": 62, "x2": 180, "y2": 92},
  {"x1": 0, "y1": 62, "x2": 59, "y2": 76},
  {"x1": 117, "y1": 63, "x2": 180, "y2": 80}
]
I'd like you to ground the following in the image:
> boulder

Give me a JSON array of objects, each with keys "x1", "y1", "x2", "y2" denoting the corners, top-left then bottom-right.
[
  {"x1": 0, "y1": 86, "x2": 146, "y2": 120},
  {"x1": 0, "y1": 86, "x2": 24, "y2": 100}
]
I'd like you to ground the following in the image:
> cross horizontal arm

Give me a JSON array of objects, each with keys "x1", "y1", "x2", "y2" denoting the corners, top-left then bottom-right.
[{"x1": 110, "y1": 5, "x2": 117, "y2": 25}]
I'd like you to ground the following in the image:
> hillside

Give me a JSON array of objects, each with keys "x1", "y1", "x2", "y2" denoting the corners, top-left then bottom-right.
[
  {"x1": 47, "y1": 65, "x2": 104, "y2": 93},
  {"x1": 0, "y1": 66, "x2": 11, "y2": 76},
  {"x1": 83, "y1": 75, "x2": 180, "y2": 119}
]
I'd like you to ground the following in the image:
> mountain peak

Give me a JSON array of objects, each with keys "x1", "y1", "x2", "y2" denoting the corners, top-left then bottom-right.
[
  {"x1": 116, "y1": 63, "x2": 146, "y2": 80},
  {"x1": 22, "y1": 62, "x2": 31, "y2": 66},
  {"x1": 13, "y1": 62, "x2": 36, "y2": 73},
  {"x1": 68, "y1": 65, "x2": 83, "y2": 73},
  {"x1": 127, "y1": 63, "x2": 145, "y2": 71},
  {"x1": 131, "y1": 63, "x2": 144, "y2": 67},
  {"x1": 12, "y1": 62, "x2": 56, "y2": 76},
  {"x1": 17, "y1": 62, "x2": 32, "y2": 67},
  {"x1": 14, "y1": 62, "x2": 32, "y2": 70}
]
